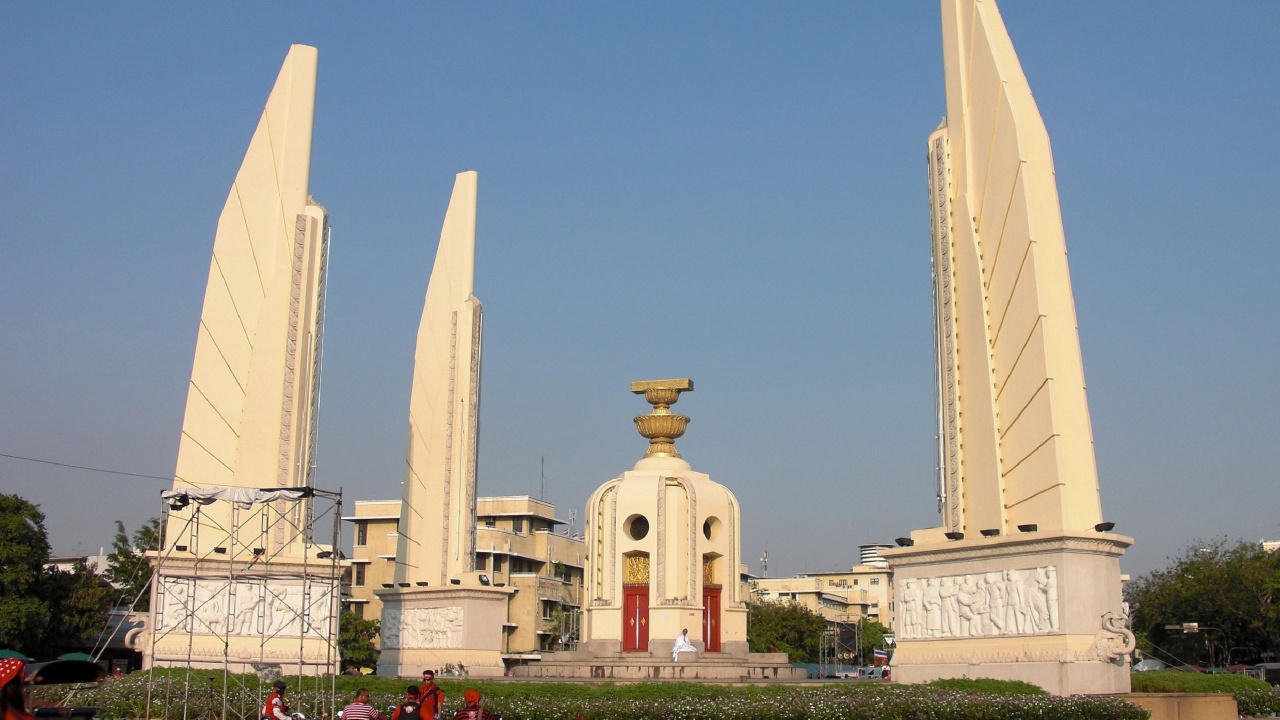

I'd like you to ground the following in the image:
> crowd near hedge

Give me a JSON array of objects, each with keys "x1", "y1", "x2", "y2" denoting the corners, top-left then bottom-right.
[{"x1": 33, "y1": 670, "x2": 1154, "y2": 720}]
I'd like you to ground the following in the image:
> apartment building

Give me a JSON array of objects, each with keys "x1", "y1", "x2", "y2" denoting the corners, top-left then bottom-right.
[{"x1": 343, "y1": 496, "x2": 585, "y2": 657}]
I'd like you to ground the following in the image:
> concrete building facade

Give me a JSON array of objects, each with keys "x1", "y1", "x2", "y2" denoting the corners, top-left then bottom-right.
[{"x1": 343, "y1": 496, "x2": 585, "y2": 660}]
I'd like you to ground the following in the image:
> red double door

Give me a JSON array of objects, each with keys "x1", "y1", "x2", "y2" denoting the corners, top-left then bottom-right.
[
  {"x1": 702, "y1": 586, "x2": 721, "y2": 653},
  {"x1": 623, "y1": 585, "x2": 649, "y2": 652},
  {"x1": 623, "y1": 584, "x2": 721, "y2": 653}
]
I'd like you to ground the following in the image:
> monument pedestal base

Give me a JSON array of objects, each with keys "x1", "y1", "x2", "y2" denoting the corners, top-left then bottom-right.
[
  {"x1": 144, "y1": 555, "x2": 341, "y2": 676},
  {"x1": 376, "y1": 585, "x2": 512, "y2": 678},
  {"x1": 882, "y1": 532, "x2": 1134, "y2": 695},
  {"x1": 512, "y1": 645, "x2": 805, "y2": 681}
]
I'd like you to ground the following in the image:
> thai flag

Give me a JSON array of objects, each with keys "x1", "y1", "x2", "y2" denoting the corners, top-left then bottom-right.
[{"x1": 874, "y1": 649, "x2": 889, "y2": 660}]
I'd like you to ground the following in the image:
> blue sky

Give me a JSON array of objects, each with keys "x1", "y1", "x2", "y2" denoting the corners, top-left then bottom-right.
[{"x1": 2, "y1": 2, "x2": 1276, "y2": 579}]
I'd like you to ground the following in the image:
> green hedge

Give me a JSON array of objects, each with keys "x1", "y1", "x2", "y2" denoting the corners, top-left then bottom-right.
[
  {"x1": 1130, "y1": 670, "x2": 1270, "y2": 693},
  {"x1": 923, "y1": 677, "x2": 1048, "y2": 695},
  {"x1": 1131, "y1": 670, "x2": 1280, "y2": 717},
  {"x1": 33, "y1": 671, "x2": 1151, "y2": 720}
]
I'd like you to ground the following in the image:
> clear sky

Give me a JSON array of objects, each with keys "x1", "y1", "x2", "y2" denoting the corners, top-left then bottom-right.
[{"x1": 2, "y1": 2, "x2": 1276, "y2": 580}]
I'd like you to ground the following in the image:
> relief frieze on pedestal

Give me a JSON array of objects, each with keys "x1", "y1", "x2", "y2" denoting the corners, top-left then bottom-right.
[{"x1": 897, "y1": 567, "x2": 1059, "y2": 639}]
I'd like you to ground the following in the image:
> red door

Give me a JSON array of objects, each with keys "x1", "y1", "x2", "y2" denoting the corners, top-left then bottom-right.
[
  {"x1": 623, "y1": 585, "x2": 649, "y2": 652},
  {"x1": 702, "y1": 586, "x2": 722, "y2": 653}
]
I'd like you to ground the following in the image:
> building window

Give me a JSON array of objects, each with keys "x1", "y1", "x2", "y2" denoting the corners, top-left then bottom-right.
[
  {"x1": 484, "y1": 518, "x2": 496, "y2": 528},
  {"x1": 542, "y1": 601, "x2": 555, "y2": 620},
  {"x1": 354, "y1": 564, "x2": 366, "y2": 587},
  {"x1": 513, "y1": 518, "x2": 524, "y2": 534},
  {"x1": 871, "y1": 578, "x2": 880, "y2": 585},
  {"x1": 351, "y1": 603, "x2": 363, "y2": 619},
  {"x1": 853, "y1": 579, "x2": 859, "y2": 585},
  {"x1": 355, "y1": 522, "x2": 368, "y2": 546}
]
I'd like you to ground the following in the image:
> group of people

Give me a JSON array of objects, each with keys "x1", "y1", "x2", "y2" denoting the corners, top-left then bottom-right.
[
  {"x1": 3, "y1": 657, "x2": 497, "y2": 720},
  {"x1": 337, "y1": 669, "x2": 495, "y2": 720}
]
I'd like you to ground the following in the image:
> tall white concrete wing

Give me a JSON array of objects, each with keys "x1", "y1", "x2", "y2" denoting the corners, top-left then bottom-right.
[
  {"x1": 168, "y1": 45, "x2": 328, "y2": 558},
  {"x1": 930, "y1": 0, "x2": 1102, "y2": 536},
  {"x1": 395, "y1": 171, "x2": 482, "y2": 587}
]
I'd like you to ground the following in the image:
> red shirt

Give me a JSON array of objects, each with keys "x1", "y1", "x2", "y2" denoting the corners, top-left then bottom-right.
[{"x1": 417, "y1": 684, "x2": 444, "y2": 719}]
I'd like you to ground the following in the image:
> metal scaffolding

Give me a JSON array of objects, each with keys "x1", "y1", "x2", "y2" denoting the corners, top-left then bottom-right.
[{"x1": 143, "y1": 487, "x2": 343, "y2": 720}]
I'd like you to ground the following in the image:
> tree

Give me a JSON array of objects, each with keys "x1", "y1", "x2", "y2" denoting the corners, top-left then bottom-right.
[
  {"x1": 0, "y1": 494, "x2": 113, "y2": 657},
  {"x1": 1126, "y1": 539, "x2": 1280, "y2": 667},
  {"x1": 338, "y1": 611, "x2": 380, "y2": 670},
  {"x1": 857, "y1": 619, "x2": 891, "y2": 665},
  {"x1": 105, "y1": 517, "x2": 162, "y2": 610},
  {"x1": 41, "y1": 561, "x2": 113, "y2": 656},
  {"x1": 747, "y1": 601, "x2": 826, "y2": 662},
  {"x1": 0, "y1": 494, "x2": 53, "y2": 654}
]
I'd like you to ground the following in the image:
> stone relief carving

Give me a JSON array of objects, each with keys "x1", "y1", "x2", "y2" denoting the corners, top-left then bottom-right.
[
  {"x1": 382, "y1": 606, "x2": 464, "y2": 649},
  {"x1": 897, "y1": 566, "x2": 1059, "y2": 639},
  {"x1": 1085, "y1": 611, "x2": 1136, "y2": 662},
  {"x1": 156, "y1": 577, "x2": 331, "y2": 638}
]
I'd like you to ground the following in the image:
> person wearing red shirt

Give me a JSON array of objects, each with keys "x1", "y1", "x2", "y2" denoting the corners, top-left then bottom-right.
[
  {"x1": 0, "y1": 659, "x2": 35, "y2": 720},
  {"x1": 417, "y1": 670, "x2": 444, "y2": 720},
  {"x1": 262, "y1": 680, "x2": 290, "y2": 720},
  {"x1": 451, "y1": 690, "x2": 496, "y2": 720}
]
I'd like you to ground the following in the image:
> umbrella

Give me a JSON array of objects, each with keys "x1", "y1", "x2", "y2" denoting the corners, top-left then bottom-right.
[
  {"x1": 56, "y1": 653, "x2": 95, "y2": 661},
  {"x1": 0, "y1": 649, "x2": 30, "y2": 660}
]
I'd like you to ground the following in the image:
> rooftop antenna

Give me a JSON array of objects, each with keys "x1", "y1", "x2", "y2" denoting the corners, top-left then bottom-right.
[
  {"x1": 540, "y1": 455, "x2": 546, "y2": 501},
  {"x1": 760, "y1": 546, "x2": 769, "y2": 577},
  {"x1": 569, "y1": 508, "x2": 577, "y2": 536}
]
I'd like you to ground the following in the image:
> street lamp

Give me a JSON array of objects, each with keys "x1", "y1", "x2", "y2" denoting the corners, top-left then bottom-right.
[{"x1": 1165, "y1": 623, "x2": 1227, "y2": 668}]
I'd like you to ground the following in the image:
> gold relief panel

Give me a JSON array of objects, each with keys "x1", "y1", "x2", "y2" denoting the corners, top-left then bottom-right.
[
  {"x1": 702, "y1": 557, "x2": 716, "y2": 586},
  {"x1": 625, "y1": 553, "x2": 650, "y2": 584}
]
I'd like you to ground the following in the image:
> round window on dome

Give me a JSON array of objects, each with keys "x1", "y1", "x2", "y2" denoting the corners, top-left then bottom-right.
[
  {"x1": 703, "y1": 516, "x2": 721, "y2": 541},
  {"x1": 627, "y1": 515, "x2": 650, "y2": 541}
]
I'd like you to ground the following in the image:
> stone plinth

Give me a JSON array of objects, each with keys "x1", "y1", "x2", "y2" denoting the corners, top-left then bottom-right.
[
  {"x1": 1125, "y1": 693, "x2": 1238, "y2": 720},
  {"x1": 513, "y1": 647, "x2": 804, "y2": 681},
  {"x1": 144, "y1": 555, "x2": 340, "y2": 675},
  {"x1": 882, "y1": 532, "x2": 1134, "y2": 695},
  {"x1": 376, "y1": 584, "x2": 511, "y2": 678}
]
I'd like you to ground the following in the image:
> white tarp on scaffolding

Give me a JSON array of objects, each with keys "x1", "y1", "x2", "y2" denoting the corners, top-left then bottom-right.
[{"x1": 162, "y1": 487, "x2": 312, "y2": 508}]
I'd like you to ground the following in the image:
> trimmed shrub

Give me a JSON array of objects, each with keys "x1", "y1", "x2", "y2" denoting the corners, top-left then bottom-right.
[
  {"x1": 923, "y1": 677, "x2": 1048, "y2": 695},
  {"x1": 1131, "y1": 669, "x2": 1270, "y2": 694}
]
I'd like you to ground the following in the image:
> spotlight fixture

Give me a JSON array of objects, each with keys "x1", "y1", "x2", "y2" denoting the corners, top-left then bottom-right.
[
  {"x1": 1017, "y1": 523, "x2": 1038, "y2": 533},
  {"x1": 166, "y1": 494, "x2": 190, "y2": 511},
  {"x1": 398, "y1": 582, "x2": 410, "y2": 587},
  {"x1": 253, "y1": 548, "x2": 265, "y2": 556},
  {"x1": 450, "y1": 579, "x2": 461, "y2": 585},
  {"x1": 493, "y1": 582, "x2": 506, "y2": 587},
  {"x1": 381, "y1": 583, "x2": 395, "y2": 589},
  {"x1": 316, "y1": 550, "x2": 333, "y2": 559},
  {"x1": 980, "y1": 529, "x2": 1000, "y2": 538},
  {"x1": 175, "y1": 544, "x2": 188, "y2": 552},
  {"x1": 415, "y1": 582, "x2": 429, "y2": 587},
  {"x1": 1094, "y1": 522, "x2": 1116, "y2": 532},
  {"x1": 214, "y1": 546, "x2": 228, "y2": 554},
  {"x1": 478, "y1": 574, "x2": 491, "y2": 586},
  {"x1": 944, "y1": 531, "x2": 965, "y2": 541},
  {"x1": 894, "y1": 537, "x2": 915, "y2": 547}
]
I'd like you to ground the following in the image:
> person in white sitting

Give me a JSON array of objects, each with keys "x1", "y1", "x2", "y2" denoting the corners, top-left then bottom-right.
[{"x1": 671, "y1": 628, "x2": 697, "y2": 662}]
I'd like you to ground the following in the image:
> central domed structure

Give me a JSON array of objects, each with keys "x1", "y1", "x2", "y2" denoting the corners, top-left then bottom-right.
[{"x1": 581, "y1": 378, "x2": 747, "y2": 656}]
